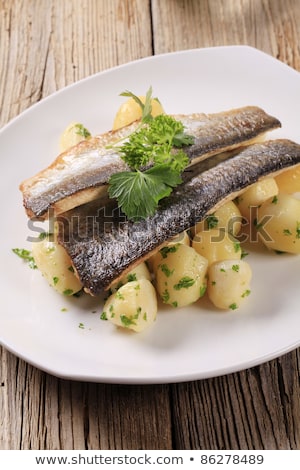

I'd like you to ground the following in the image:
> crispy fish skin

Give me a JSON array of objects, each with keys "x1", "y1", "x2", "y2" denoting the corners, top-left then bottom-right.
[
  {"x1": 20, "y1": 107, "x2": 280, "y2": 219},
  {"x1": 57, "y1": 139, "x2": 300, "y2": 296}
]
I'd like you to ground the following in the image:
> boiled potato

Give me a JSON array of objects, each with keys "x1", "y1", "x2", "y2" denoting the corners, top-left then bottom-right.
[
  {"x1": 102, "y1": 279, "x2": 157, "y2": 332},
  {"x1": 192, "y1": 228, "x2": 242, "y2": 266},
  {"x1": 193, "y1": 201, "x2": 242, "y2": 236},
  {"x1": 208, "y1": 259, "x2": 252, "y2": 310},
  {"x1": 113, "y1": 95, "x2": 164, "y2": 130},
  {"x1": 59, "y1": 122, "x2": 91, "y2": 152},
  {"x1": 155, "y1": 244, "x2": 208, "y2": 308},
  {"x1": 32, "y1": 236, "x2": 82, "y2": 295},
  {"x1": 235, "y1": 177, "x2": 278, "y2": 222},
  {"x1": 275, "y1": 165, "x2": 300, "y2": 194},
  {"x1": 110, "y1": 262, "x2": 152, "y2": 293},
  {"x1": 147, "y1": 231, "x2": 190, "y2": 273},
  {"x1": 256, "y1": 193, "x2": 300, "y2": 253}
]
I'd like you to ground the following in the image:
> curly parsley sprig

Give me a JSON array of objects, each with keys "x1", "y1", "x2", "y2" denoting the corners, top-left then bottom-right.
[{"x1": 108, "y1": 88, "x2": 194, "y2": 220}]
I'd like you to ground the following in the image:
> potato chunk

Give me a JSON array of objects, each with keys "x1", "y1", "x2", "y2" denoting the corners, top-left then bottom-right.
[
  {"x1": 208, "y1": 260, "x2": 252, "y2": 310},
  {"x1": 102, "y1": 279, "x2": 157, "y2": 332},
  {"x1": 32, "y1": 237, "x2": 82, "y2": 295},
  {"x1": 193, "y1": 201, "x2": 242, "y2": 236},
  {"x1": 110, "y1": 262, "x2": 151, "y2": 293},
  {"x1": 235, "y1": 177, "x2": 278, "y2": 222},
  {"x1": 113, "y1": 95, "x2": 164, "y2": 130},
  {"x1": 256, "y1": 193, "x2": 300, "y2": 253},
  {"x1": 275, "y1": 165, "x2": 300, "y2": 193},
  {"x1": 147, "y1": 231, "x2": 190, "y2": 273},
  {"x1": 155, "y1": 244, "x2": 208, "y2": 308},
  {"x1": 192, "y1": 229, "x2": 242, "y2": 266},
  {"x1": 59, "y1": 122, "x2": 91, "y2": 152}
]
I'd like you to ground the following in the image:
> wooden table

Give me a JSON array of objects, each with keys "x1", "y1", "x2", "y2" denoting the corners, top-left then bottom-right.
[{"x1": 0, "y1": 0, "x2": 299, "y2": 450}]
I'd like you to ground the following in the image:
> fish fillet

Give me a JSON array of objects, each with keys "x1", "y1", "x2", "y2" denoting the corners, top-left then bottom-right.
[
  {"x1": 57, "y1": 139, "x2": 300, "y2": 295},
  {"x1": 20, "y1": 107, "x2": 280, "y2": 219}
]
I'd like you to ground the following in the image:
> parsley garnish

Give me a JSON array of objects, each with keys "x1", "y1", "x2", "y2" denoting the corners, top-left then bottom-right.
[
  {"x1": 206, "y1": 214, "x2": 219, "y2": 229},
  {"x1": 75, "y1": 123, "x2": 91, "y2": 139},
  {"x1": 120, "y1": 315, "x2": 136, "y2": 327},
  {"x1": 160, "y1": 263, "x2": 174, "y2": 277},
  {"x1": 159, "y1": 244, "x2": 180, "y2": 258},
  {"x1": 108, "y1": 88, "x2": 194, "y2": 220},
  {"x1": 173, "y1": 277, "x2": 195, "y2": 290},
  {"x1": 127, "y1": 273, "x2": 137, "y2": 282},
  {"x1": 12, "y1": 248, "x2": 37, "y2": 269},
  {"x1": 229, "y1": 303, "x2": 238, "y2": 310}
]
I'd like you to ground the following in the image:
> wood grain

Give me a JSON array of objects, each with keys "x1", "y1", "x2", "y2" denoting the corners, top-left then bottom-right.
[{"x1": 0, "y1": 0, "x2": 299, "y2": 451}]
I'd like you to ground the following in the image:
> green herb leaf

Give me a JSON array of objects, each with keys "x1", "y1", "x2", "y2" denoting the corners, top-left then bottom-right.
[
  {"x1": 12, "y1": 248, "x2": 37, "y2": 269},
  {"x1": 75, "y1": 123, "x2": 91, "y2": 139},
  {"x1": 173, "y1": 276, "x2": 195, "y2": 290},
  {"x1": 108, "y1": 165, "x2": 182, "y2": 220},
  {"x1": 120, "y1": 86, "x2": 154, "y2": 123},
  {"x1": 108, "y1": 89, "x2": 195, "y2": 220}
]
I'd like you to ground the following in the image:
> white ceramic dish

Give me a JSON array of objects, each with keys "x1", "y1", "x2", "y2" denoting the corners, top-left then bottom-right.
[{"x1": 1, "y1": 46, "x2": 300, "y2": 384}]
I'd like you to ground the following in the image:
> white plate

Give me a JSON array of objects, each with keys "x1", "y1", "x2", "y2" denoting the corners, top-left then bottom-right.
[{"x1": 1, "y1": 46, "x2": 300, "y2": 384}]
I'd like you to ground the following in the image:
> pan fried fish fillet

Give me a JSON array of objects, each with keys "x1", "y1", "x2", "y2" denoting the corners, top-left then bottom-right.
[
  {"x1": 20, "y1": 106, "x2": 280, "y2": 219},
  {"x1": 57, "y1": 139, "x2": 300, "y2": 295}
]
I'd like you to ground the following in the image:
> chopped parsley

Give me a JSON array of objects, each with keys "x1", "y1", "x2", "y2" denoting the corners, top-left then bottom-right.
[
  {"x1": 53, "y1": 276, "x2": 59, "y2": 285},
  {"x1": 100, "y1": 311, "x2": 108, "y2": 321},
  {"x1": 160, "y1": 264, "x2": 174, "y2": 277},
  {"x1": 206, "y1": 214, "x2": 219, "y2": 229},
  {"x1": 108, "y1": 87, "x2": 194, "y2": 220},
  {"x1": 229, "y1": 303, "x2": 238, "y2": 310},
  {"x1": 127, "y1": 273, "x2": 137, "y2": 282},
  {"x1": 12, "y1": 248, "x2": 37, "y2": 269},
  {"x1": 283, "y1": 229, "x2": 292, "y2": 236},
  {"x1": 233, "y1": 241, "x2": 241, "y2": 253},
  {"x1": 78, "y1": 322, "x2": 85, "y2": 329},
  {"x1": 161, "y1": 289, "x2": 170, "y2": 303},
  {"x1": 63, "y1": 289, "x2": 74, "y2": 296},
  {"x1": 272, "y1": 195, "x2": 278, "y2": 204},
  {"x1": 120, "y1": 315, "x2": 137, "y2": 327},
  {"x1": 296, "y1": 222, "x2": 300, "y2": 239},
  {"x1": 75, "y1": 123, "x2": 91, "y2": 139},
  {"x1": 173, "y1": 276, "x2": 195, "y2": 290},
  {"x1": 39, "y1": 231, "x2": 53, "y2": 240},
  {"x1": 199, "y1": 285, "x2": 207, "y2": 297},
  {"x1": 159, "y1": 244, "x2": 180, "y2": 258},
  {"x1": 116, "y1": 290, "x2": 125, "y2": 300},
  {"x1": 232, "y1": 264, "x2": 240, "y2": 272},
  {"x1": 241, "y1": 289, "x2": 251, "y2": 298}
]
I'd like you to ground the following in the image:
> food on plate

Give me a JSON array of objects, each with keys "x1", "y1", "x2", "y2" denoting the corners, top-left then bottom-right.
[
  {"x1": 102, "y1": 278, "x2": 157, "y2": 332},
  {"x1": 274, "y1": 165, "x2": 300, "y2": 193},
  {"x1": 255, "y1": 193, "x2": 300, "y2": 253},
  {"x1": 192, "y1": 200, "x2": 242, "y2": 236},
  {"x1": 235, "y1": 177, "x2": 278, "y2": 221},
  {"x1": 147, "y1": 230, "x2": 190, "y2": 272},
  {"x1": 154, "y1": 244, "x2": 208, "y2": 308},
  {"x1": 59, "y1": 122, "x2": 91, "y2": 152},
  {"x1": 14, "y1": 88, "x2": 300, "y2": 332},
  {"x1": 19, "y1": 106, "x2": 281, "y2": 219},
  {"x1": 113, "y1": 90, "x2": 165, "y2": 129},
  {"x1": 207, "y1": 260, "x2": 252, "y2": 310},
  {"x1": 192, "y1": 228, "x2": 242, "y2": 266},
  {"x1": 110, "y1": 262, "x2": 152, "y2": 293},
  {"x1": 31, "y1": 233, "x2": 82, "y2": 295},
  {"x1": 57, "y1": 139, "x2": 300, "y2": 296}
]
